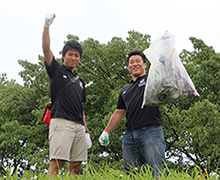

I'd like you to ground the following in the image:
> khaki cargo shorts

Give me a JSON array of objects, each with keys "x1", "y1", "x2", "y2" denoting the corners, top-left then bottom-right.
[{"x1": 49, "y1": 117, "x2": 87, "y2": 162}]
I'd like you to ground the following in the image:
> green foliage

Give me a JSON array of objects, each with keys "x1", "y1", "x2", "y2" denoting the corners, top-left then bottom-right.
[
  {"x1": 163, "y1": 37, "x2": 220, "y2": 174},
  {"x1": 0, "y1": 57, "x2": 50, "y2": 177},
  {"x1": 0, "y1": 31, "x2": 219, "y2": 178},
  {"x1": 2, "y1": 162, "x2": 220, "y2": 179},
  {"x1": 65, "y1": 31, "x2": 151, "y2": 165}
]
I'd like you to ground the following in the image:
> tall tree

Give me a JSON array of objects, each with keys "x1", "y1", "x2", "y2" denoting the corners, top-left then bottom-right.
[
  {"x1": 0, "y1": 31, "x2": 219, "y2": 177},
  {"x1": 162, "y1": 37, "x2": 220, "y2": 174},
  {"x1": 0, "y1": 57, "x2": 51, "y2": 177},
  {"x1": 77, "y1": 30, "x2": 151, "y2": 164}
]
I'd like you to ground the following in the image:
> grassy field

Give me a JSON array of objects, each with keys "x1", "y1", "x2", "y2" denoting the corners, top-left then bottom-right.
[{"x1": 1, "y1": 163, "x2": 219, "y2": 180}]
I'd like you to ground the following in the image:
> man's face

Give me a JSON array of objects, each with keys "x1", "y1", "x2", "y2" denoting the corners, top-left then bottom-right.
[
  {"x1": 63, "y1": 49, "x2": 80, "y2": 71},
  {"x1": 128, "y1": 55, "x2": 147, "y2": 78}
]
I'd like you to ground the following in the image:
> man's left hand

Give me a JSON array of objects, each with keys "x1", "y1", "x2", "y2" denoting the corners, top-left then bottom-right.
[{"x1": 85, "y1": 133, "x2": 92, "y2": 149}]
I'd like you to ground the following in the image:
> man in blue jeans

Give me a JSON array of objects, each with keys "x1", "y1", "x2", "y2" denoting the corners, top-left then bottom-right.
[{"x1": 99, "y1": 50, "x2": 166, "y2": 177}]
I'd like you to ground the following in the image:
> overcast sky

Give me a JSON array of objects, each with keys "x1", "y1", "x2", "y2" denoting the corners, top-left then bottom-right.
[{"x1": 0, "y1": 0, "x2": 219, "y2": 85}]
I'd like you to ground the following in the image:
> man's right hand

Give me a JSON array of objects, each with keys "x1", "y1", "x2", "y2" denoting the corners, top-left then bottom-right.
[
  {"x1": 99, "y1": 130, "x2": 110, "y2": 146},
  {"x1": 44, "y1": 14, "x2": 56, "y2": 28}
]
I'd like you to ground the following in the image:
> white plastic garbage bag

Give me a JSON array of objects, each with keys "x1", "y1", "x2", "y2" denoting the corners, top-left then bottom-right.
[{"x1": 142, "y1": 31, "x2": 200, "y2": 107}]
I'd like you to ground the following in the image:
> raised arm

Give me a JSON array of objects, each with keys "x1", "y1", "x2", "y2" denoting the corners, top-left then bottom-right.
[{"x1": 42, "y1": 14, "x2": 56, "y2": 66}]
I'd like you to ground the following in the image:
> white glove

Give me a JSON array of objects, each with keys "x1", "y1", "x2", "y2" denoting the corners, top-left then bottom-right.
[
  {"x1": 85, "y1": 133, "x2": 92, "y2": 149},
  {"x1": 44, "y1": 14, "x2": 56, "y2": 28},
  {"x1": 99, "y1": 131, "x2": 110, "y2": 146}
]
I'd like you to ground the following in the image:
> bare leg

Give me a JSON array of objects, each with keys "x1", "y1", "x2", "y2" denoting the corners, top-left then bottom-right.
[
  {"x1": 68, "y1": 161, "x2": 82, "y2": 177},
  {"x1": 47, "y1": 159, "x2": 65, "y2": 177}
]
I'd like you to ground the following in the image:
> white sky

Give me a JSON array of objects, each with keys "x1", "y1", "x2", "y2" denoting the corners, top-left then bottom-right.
[{"x1": 0, "y1": 0, "x2": 220, "y2": 85}]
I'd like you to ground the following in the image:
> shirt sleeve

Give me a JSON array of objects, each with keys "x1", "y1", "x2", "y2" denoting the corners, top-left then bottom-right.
[
  {"x1": 44, "y1": 56, "x2": 60, "y2": 78},
  {"x1": 116, "y1": 93, "x2": 126, "y2": 109}
]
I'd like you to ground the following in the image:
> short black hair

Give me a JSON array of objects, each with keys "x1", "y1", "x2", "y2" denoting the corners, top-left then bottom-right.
[
  {"x1": 62, "y1": 40, "x2": 83, "y2": 62},
  {"x1": 126, "y1": 49, "x2": 147, "y2": 64}
]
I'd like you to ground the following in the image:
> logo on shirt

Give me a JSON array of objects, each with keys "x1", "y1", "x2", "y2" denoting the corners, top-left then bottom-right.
[
  {"x1": 123, "y1": 91, "x2": 126, "y2": 95},
  {"x1": 79, "y1": 81, "x2": 83, "y2": 89},
  {"x1": 139, "y1": 79, "x2": 145, "y2": 87},
  {"x1": 63, "y1": 75, "x2": 67, "y2": 79}
]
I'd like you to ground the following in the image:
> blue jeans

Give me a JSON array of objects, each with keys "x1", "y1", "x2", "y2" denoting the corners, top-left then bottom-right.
[{"x1": 122, "y1": 125, "x2": 166, "y2": 177}]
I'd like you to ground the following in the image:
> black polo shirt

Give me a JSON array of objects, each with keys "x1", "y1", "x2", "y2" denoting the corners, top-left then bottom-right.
[
  {"x1": 117, "y1": 74, "x2": 162, "y2": 130},
  {"x1": 45, "y1": 57, "x2": 86, "y2": 125}
]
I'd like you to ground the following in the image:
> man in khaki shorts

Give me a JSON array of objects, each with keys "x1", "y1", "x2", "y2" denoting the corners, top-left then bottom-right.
[{"x1": 42, "y1": 14, "x2": 92, "y2": 178}]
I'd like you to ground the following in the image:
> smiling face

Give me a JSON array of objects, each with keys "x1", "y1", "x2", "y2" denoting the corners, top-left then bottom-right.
[
  {"x1": 128, "y1": 55, "x2": 147, "y2": 81},
  {"x1": 62, "y1": 49, "x2": 80, "y2": 72}
]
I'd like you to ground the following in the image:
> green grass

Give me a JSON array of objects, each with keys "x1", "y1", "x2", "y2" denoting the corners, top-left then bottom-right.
[{"x1": 1, "y1": 162, "x2": 220, "y2": 180}]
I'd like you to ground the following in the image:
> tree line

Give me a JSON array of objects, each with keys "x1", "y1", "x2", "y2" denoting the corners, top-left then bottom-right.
[{"x1": 0, "y1": 30, "x2": 219, "y2": 177}]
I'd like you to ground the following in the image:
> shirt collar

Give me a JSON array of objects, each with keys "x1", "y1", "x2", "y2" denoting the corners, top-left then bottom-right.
[
  {"x1": 61, "y1": 64, "x2": 77, "y2": 76},
  {"x1": 130, "y1": 74, "x2": 147, "y2": 83}
]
